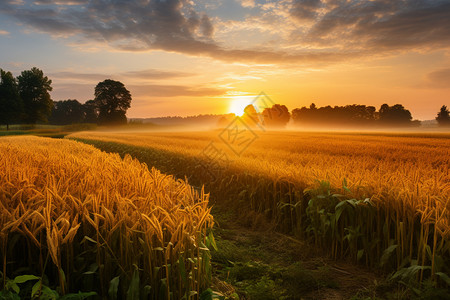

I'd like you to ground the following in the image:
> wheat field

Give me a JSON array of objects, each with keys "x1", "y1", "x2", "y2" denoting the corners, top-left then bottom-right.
[
  {"x1": 0, "y1": 136, "x2": 214, "y2": 299},
  {"x1": 69, "y1": 130, "x2": 450, "y2": 287}
]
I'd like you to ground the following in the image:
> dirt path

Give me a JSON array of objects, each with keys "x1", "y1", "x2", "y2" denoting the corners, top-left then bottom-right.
[{"x1": 210, "y1": 205, "x2": 380, "y2": 300}]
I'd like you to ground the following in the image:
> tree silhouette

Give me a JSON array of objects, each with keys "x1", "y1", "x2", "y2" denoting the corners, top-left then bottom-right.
[
  {"x1": 49, "y1": 99, "x2": 85, "y2": 125},
  {"x1": 262, "y1": 104, "x2": 290, "y2": 128},
  {"x1": 378, "y1": 104, "x2": 412, "y2": 125},
  {"x1": 83, "y1": 100, "x2": 98, "y2": 124},
  {"x1": 94, "y1": 79, "x2": 131, "y2": 125},
  {"x1": 436, "y1": 105, "x2": 450, "y2": 127},
  {"x1": 0, "y1": 69, "x2": 22, "y2": 130},
  {"x1": 17, "y1": 67, "x2": 53, "y2": 124},
  {"x1": 217, "y1": 113, "x2": 236, "y2": 128},
  {"x1": 292, "y1": 103, "x2": 377, "y2": 126},
  {"x1": 241, "y1": 104, "x2": 260, "y2": 127}
]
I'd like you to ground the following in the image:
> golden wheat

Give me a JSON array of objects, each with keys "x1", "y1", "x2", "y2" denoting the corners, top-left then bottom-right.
[
  {"x1": 68, "y1": 130, "x2": 450, "y2": 286},
  {"x1": 0, "y1": 136, "x2": 213, "y2": 298}
]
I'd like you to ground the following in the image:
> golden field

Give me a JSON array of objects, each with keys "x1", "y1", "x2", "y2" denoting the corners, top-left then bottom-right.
[
  {"x1": 0, "y1": 136, "x2": 214, "y2": 299},
  {"x1": 69, "y1": 130, "x2": 450, "y2": 286}
]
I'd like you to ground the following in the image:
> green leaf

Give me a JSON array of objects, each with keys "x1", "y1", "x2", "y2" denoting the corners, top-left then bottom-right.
[
  {"x1": 39, "y1": 285, "x2": 59, "y2": 300},
  {"x1": 126, "y1": 266, "x2": 140, "y2": 300},
  {"x1": 13, "y1": 275, "x2": 40, "y2": 284},
  {"x1": 31, "y1": 280, "x2": 42, "y2": 298},
  {"x1": 81, "y1": 236, "x2": 97, "y2": 244},
  {"x1": 212, "y1": 291, "x2": 226, "y2": 300},
  {"x1": 178, "y1": 256, "x2": 187, "y2": 287},
  {"x1": 208, "y1": 232, "x2": 218, "y2": 251},
  {"x1": 200, "y1": 288, "x2": 213, "y2": 300},
  {"x1": 59, "y1": 269, "x2": 66, "y2": 286},
  {"x1": 391, "y1": 265, "x2": 430, "y2": 281},
  {"x1": 153, "y1": 267, "x2": 160, "y2": 278},
  {"x1": 158, "y1": 279, "x2": 167, "y2": 300},
  {"x1": 331, "y1": 194, "x2": 344, "y2": 198},
  {"x1": 59, "y1": 291, "x2": 97, "y2": 299},
  {"x1": 108, "y1": 276, "x2": 120, "y2": 300},
  {"x1": 433, "y1": 255, "x2": 445, "y2": 273},
  {"x1": 435, "y1": 272, "x2": 450, "y2": 286},
  {"x1": 357, "y1": 249, "x2": 364, "y2": 262},
  {"x1": 5, "y1": 281, "x2": 19, "y2": 294},
  {"x1": 380, "y1": 245, "x2": 398, "y2": 267},
  {"x1": 0, "y1": 290, "x2": 20, "y2": 300},
  {"x1": 345, "y1": 199, "x2": 357, "y2": 208},
  {"x1": 143, "y1": 285, "x2": 152, "y2": 298},
  {"x1": 83, "y1": 263, "x2": 99, "y2": 275}
]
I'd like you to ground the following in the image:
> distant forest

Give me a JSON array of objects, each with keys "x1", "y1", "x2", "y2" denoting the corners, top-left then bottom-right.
[
  {"x1": 214, "y1": 103, "x2": 450, "y2": 129},
  {"x1": 1, "y1": 67, "x2": 450, "y2": 130},
  {"x1": 136, "y1": 103, "x2": 450, "y2": 129}
]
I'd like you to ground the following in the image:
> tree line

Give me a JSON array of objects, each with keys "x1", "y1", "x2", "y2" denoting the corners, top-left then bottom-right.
[
  {"x1": 0, "y1": 67, "x2": 132, "y2": 130},
  {"x1": 219, "y1": 103, "x2": 450, "y2": 128},
  {"x1": 1, "y1": 66, "x2": 449, "y2": 130}
]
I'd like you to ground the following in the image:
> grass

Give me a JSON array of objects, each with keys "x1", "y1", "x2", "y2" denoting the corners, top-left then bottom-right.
[
  {"x1": 0, "y1": 123, "x2": 98, "y2": 138},
  {"x1": 209, "y1": 207, "x2": 377, "y2": 299}
]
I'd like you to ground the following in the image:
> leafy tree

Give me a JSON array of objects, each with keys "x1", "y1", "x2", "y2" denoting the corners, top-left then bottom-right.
[
  {"x1": 83, "y1": 100, "x2": 98, "y2": 123},
  {"x1": 94, "y1": 79, "x2": 131, "y2": 125},
  {"x1": 291, "y1": 104, "x2": 376, "y2": 126},
  {"x1": 241, "y1": 104, "x2": 260, "y2": 127},
  {"x1": 217, "y1": 113, "x2": 236, "y2": 128},
  {"x1": 0, "y1": 69, "x2": 22, "y2": 130},
  {"x1": 49, "y1": 99, "x2": 85, "y2": 125},
  {"x1": 17, "y1": 67, "x2": 53, "y2": 124},
  {"x1": 436, "y1": 105, "x2": 450, "y2": 127},
  {"x1": 262, "y1": 104, "x2": 291, "y2": 128},
  {"x1": 378, "y1": 104, "x2": 412, "y2": 125}
]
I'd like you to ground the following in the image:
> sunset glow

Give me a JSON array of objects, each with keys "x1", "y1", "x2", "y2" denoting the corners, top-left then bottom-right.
[
  {"x1": 0, "y1": 1, "x2": 449, "y2": 120},
  {"x1": 1, "y1": 1, "x2": 450, "y2": 296},
  {"x1": 229, "y1": 96, "x2": 254, "y2": 116}
]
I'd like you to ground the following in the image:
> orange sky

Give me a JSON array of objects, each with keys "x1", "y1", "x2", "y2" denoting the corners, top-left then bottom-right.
[{"x1": 0, "y1": 0, "x2": 449, "y2": 120}]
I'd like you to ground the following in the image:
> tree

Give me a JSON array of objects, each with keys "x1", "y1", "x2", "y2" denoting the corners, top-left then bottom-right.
[
  {"x1": 436, "y1": 105, "x2": 450, "y2": 127},
  {"x1": 291, "y1": 104, "x2": 376, "y2": 126},
  {"x1": 262, "y1": 104, "x2": 291, "y2": 128},
  {"x1": 378, "y1": 104, "x2": 412, "y2": 125},
  {"x1": 217, "y1": 113, "x2": 236, "y2": 128},
  {"x1": 94, "y1": 79, "x2": 131, "y2": 125},
  {"x1": 240, "y1": 104, "x2": 260, "y2": 127},
  {"x1": 0, "y1": 69, "x2": 22, "y2": 130},
  {"x1": 17, "y1": 67, "x2": 53, "y2": 124},
  {"x1": 49, "y1": 99, "x2": 85, "y2": 125},
  {"x1": 83, "y1": 100, "x2": 98, "y2": 124}
]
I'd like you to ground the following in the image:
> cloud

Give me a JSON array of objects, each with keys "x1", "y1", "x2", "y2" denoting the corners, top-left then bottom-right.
[
  {"x1": 425, "y1": 68, "x2": 450, "y2": 88},
  {"x1": 239, "y1": 0, "x2": 256, "y2": 8},
  {"x1": 51, "y1": 81, "x2": 226, "y2": 101},
  {"x1": 34, "y1": 0, "x2": 87, "y2": 5},
  {"x1": 50, "y1": 69, "x2": 194, "y2": 82},
  {"x1": 129, "y1": 84, "x2": 226, "y2": 97},
  {"x1": 49, "y1": 72, "x2": 110, "y2": 82},
  {"x1": 0, "y1": 30, "x2": 9, "y2": 35},
  {"x1": 290, "y1": 0, "x2": 323, "y2": 21},
  {"x1": 1, "y1": 0, "x2": 450, "y2": 65},
  {"x1": 306, "y1": 0, "x2": 450, "y2": 50}
]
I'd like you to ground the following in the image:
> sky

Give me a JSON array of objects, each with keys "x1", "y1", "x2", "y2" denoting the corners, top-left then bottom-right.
[{"x1": 0, "y1": 0, "x2": 449, "y2": 120}]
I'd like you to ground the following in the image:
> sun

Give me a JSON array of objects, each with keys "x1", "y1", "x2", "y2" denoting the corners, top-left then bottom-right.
[{"x1": 229, "y1": 96, "x2": 254, "y2": 116}]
